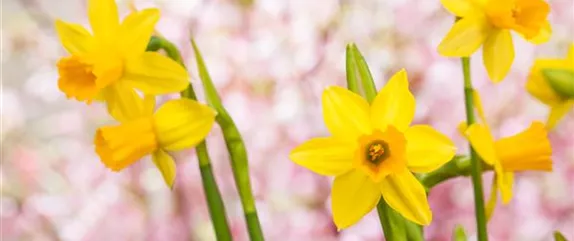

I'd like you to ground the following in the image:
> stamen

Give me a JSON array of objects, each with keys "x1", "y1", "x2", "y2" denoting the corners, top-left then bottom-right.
[{"x1": 366, "y1": 141, "x2": 390, "y2": 165}]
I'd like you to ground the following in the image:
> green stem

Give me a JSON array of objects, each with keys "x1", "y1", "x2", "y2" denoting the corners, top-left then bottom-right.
[
  {"x1": 404, "y1": 221, "x2": 424, "y2": 241},
  {"x1": 461, "y1": 57, "x2": 488, "y2": 241},
  {"x1": 191, "y1": 39, "x2": 264, "y2": 241},
  {"x1": 196, "y1": 142, "x2": 233, "y2": 241},
  {"x1": 147, "y1": 36, "x2": 233, "y2": 241},
  {"x1": 420, "y1": 156, "x2": 471, "y2": 189},
  {"x1": 419, "y1": 156, "x2": 492, "y2": 190},
  {"x1": 377, "y1": 199, "x2": 404, "y2": 241}
]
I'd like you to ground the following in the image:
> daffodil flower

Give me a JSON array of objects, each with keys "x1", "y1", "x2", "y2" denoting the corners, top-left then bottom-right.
[
  {"x1": 438, "y1": 0, "x2": 551, "y2": 83},
  {"x1": 526, "y1": 44, "x2": 574, "y2": 129},
  {"x1": 460, "y1": 91, "x2": 553, "y2": 218},
  {"x1": 289, "y1": 70, "x2": 457, "y2": 229},
  {"x1": 95, "y1": 97, "x2": 216, "y2": 188},
  {"x1": 55, "y1": 0, "x2": 189, "y2": 121}
]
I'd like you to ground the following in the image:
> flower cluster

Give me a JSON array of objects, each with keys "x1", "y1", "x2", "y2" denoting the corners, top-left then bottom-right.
[
  {"x1": 53, "y1": 0, "x2": 572, "y2": 238},
  {"x1": 289, "y1": 0, "x2": 569, "y2": 233},
  {"x1": 55, "y1": 0, "x2": 215, "y2": 187}
]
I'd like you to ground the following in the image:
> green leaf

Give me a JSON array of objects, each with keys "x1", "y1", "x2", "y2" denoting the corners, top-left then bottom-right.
[
  {"x1": 554, "y1": 231, "x2": 569, "y2": 241},
  {"x1": 345, "y1": 43, "x2": 360, "y2": 94},
  {"x1": 453, "y1": 225, "x2": 468, "y2": 241},
  {"x1": 350, "y1": 44, "x2": 378, "y2": 103},
  {"x1": 191, "y1": 38, "x2": 265, "y2": 240},
  {"x1": 542, "y1": 68, "x2": 574, "y2": 99}
]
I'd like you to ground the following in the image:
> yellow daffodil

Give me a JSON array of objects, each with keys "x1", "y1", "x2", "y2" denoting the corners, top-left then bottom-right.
[
  {"x1": 95, "y1": 97, "x2": 216, "y2": 188},
  {"x1": 460, "y1": 91, "x2": 553, "y2": 218},
  {"x1": 55, "y1": 0, "x2": 189, "y2": 121},
  {"x1": 438, "y1": 0, "x2": 551, "y2": 83},
  {"x1": 526, "y1": 44, "x2": 574, "y2": 129},
  {"x1": 289, "y1": 69, "x2": 457, "y2": 229}
]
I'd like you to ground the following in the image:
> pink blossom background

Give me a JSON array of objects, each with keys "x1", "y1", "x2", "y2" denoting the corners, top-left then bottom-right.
[{"x1": 2, "y1": 0, "x2": 573, "y2": 240}]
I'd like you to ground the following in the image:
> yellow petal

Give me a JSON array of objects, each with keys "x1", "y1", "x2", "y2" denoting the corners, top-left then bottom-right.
[
  {"x1": 152, "y1": 149, "x2": 177, "y2": 188},
  {"x1": 95, "y1": 118, "x2": 158, "y2": 171},
  {"x1": 54, "y1": 20, "x2": 95, "y2": 54},
  {"x1": 322, "y1": 86, "x2": 372, "y2": 139},
  {"x1": 123, "y1": 52, "x2": 190, "y2": 95},
  {"x1": 526, "y1": 59, "x2": 570, "y2": 106},
  {"x1": 57, "y1": 56, "x2": 101, "y2": 102},
  {"x1": 88, "y1": 0, "x2": 119, "y2": 42},
  {"x1": 485, "y1": 176, "x2": 498, "y2": 220},
  {"x1": 525, "y1": 20, "x2": 552, "y2": 44},
  {"x1": 331, "y1": 169, "x2": 381, "y2": 229},
  {"x1": 547, "y1": 100, "x2": 574, "y2": 130},
  {"x1": 154, "y1": 99, "x2": 216, "y2": 151},
  {"x1": 101, "y1": 82, "x2": 145, "y2": 122},
  {"x1": 473, "y1": 90, "x2": 487, "y2": 124},
  {"x1": 289, "y1": 137, "x2": 355, "y2": 176},
  {"x1": 495, "y1": 121, "x2": 553, "y2": 171},
  {"x1": 466, "y1": 124, "x2": 498, "y2": 166},
  {"x1": 370, "y1": 69, "x2": 415, "y2": 132},
  {"x1": 440, "y1": 0, "x2": 483, "y2": 17},
  {"x1": 118, "y1": 9, "x2": 160, "y2": 57},
  {"x1": 494, "y1": 163, "x2": 513, "y2": 204},
  {"x1": 483, "y1": 29, "x2": 515, "y2": 83},
  {"x1": 143, "y1": 95, "x2": 156, "y2": 115},
  {"x1": 404, "y1": 125, "x2": 457, "y2": 173},
  {"x1": 380, "y1": 168, "x2": 432, "y2": 225},
  {"x1": 438, "y1": 17, "x2": 492, "y2": 57},
  {"x1": 458, "y1": 121, "x2": 468, "y2": 137}
]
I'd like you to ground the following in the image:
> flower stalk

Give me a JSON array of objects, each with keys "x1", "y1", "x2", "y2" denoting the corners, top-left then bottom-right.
[
  {"x1": 461, "y1": 57, "x2": 489, "y2": 241},
  {"x1": 146, "y1": 36, "x2": 233, "y2": 241},
  {"x1": 377, "y1": 199, "x2": 407, "y2": 241},
  {"x1": 419, "y1": 155, "x2": 494, "y2": 190},
  {"x1": 191, "y1": 39, "x2": 265, "y2": 241}
]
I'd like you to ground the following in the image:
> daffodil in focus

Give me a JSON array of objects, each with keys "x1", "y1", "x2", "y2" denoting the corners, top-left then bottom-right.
[
  {"x1": 460, "y1": 92, "x2": 553, "y2": 218},
  {"x1": 438, "y1": 0, "x2": 551, "y2": 83},
  {"x1": 289, "y1": 69, "x2": 457, "y2": 229},
  {"x1": 95, "y1": 96, "x2": 216, "y2": 188},
  {"x1": 526, "y1": 44, "x2": 574, "y2": 129},
  {"x1": 55, "y1": 0, "x2": 189, "y2": 121}
]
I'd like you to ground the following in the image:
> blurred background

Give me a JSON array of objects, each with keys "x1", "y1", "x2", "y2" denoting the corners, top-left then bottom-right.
[{"x1": 1, "y1": 0, "x2": 573, "y2": 240}]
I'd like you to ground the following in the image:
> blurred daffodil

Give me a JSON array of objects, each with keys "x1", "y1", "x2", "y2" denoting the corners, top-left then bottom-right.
[
  {"x1": 290, "y1": 70, "x2": 456, "y2": 229},
  {"x1": 95, "y1": 97, "x2": 216, "y2": 188},
  {"x1": 438, "y1": 0, "x2": 551, "y2": 83},
  {"x1": 460, "y1": 91, "x2": 553, "y2": 218},
  {"x1": 55, "y1": 0, "x2": 189, "y2": 121},
  {"x1": 526, "y1": 44, "x2": 574, "y2": 129}
]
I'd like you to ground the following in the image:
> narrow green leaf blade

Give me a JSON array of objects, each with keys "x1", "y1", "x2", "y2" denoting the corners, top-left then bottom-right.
[
  {"x1": 190, "y1": 38, "x2": 265, "y2": 240},
  {"x1": 453, "y1": 225, "x2": 468, "y2": 241},
  {"x1": 346, "y1": 43, "x2": 360, "y2": 94},
  {"x1": 190, "y1": 39, "x2": 223, "y2": 108},
  {"x1": 351, "y1": 44, "x2": 377, "y2": 102},
  {"x1": 554, "y1": 231, "x2": 569, "y2": 241}
]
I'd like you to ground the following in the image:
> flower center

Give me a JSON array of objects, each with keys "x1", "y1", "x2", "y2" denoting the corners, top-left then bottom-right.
[
  {"x1": 354, "y1": 126, "x2": 407, "y2": 182},
  {"x1": 366, "y1": 141, "x2": 390, "y2": 165}
]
